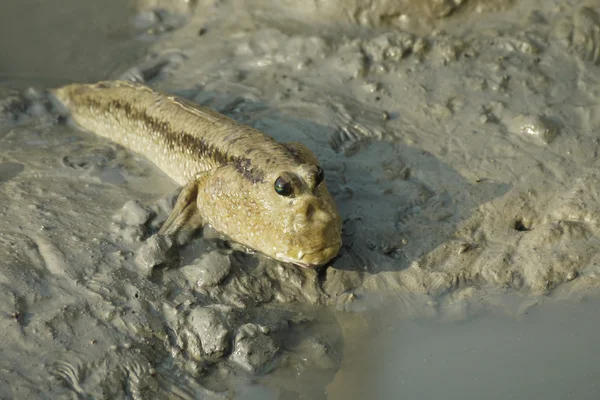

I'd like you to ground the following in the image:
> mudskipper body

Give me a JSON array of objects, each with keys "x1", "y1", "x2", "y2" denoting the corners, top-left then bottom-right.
[{"x1": 52, "y1": 81, "x2": 342, "y2": 267}]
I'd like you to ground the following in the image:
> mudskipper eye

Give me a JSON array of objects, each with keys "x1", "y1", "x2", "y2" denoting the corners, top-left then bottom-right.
[
  {"x1": 274, "y1": 176, "x2": 293, "y2": 196},
  {"x1": 315, "y1": 166, "x2": 324, "y2": 186}
]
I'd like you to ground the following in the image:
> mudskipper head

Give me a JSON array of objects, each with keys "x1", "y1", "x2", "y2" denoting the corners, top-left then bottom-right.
[
  {"x1": 197, "y1": 154, "x2": 342, "y2": 268},
  {"x1": 265, "y1": 163, "x2": 342, "y2": 267}
]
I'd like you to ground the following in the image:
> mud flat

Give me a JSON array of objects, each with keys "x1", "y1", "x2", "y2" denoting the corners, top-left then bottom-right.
[{"x1": 2, "y1": 0, "x2": 600, "y2": 398}]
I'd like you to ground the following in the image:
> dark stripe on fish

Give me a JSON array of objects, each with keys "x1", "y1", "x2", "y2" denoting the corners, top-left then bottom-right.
[{"x1": 87, "y1": 97, "x2": 266, "y2": 183}]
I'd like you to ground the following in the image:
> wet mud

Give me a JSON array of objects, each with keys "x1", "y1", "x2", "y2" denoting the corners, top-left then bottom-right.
[{"x1": 3, "y1": 0, "x2": 600, "y2": 398}]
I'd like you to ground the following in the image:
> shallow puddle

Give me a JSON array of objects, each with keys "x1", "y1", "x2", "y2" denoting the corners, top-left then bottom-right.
[{"x1": 329, "y1": 295, "x2": 600, "y2": 400}]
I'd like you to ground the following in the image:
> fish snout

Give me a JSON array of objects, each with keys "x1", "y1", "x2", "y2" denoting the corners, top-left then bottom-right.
[
  {"x1": 292, "y1": 203, "x2": 338, "y2": 237},
  {"x1": 289, "y1": 202, "x2": 341, "y2": 265}
]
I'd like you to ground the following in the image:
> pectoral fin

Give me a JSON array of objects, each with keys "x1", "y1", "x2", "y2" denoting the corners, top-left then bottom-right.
[{"x1": 159, "y1": 172, "x2": 208, "y2": 237}]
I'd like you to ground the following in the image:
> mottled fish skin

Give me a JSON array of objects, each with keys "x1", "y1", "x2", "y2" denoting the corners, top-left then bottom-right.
[{"x1": 51, "y1": 81, "x2": 342, "y2": 267}]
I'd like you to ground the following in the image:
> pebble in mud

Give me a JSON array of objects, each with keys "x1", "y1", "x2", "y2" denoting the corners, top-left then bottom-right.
[
  {"x1": 509, "y1": 114, "x2": 559, "y2": 144},
  {"x1": 119, "y1": 225, "x2": 148, "y2": 243},
  {"x1": 187, "y1": 307, "x2": 231, "y2": 362},
  {"x1": 111, "y1": 200, "x2": 156, "y2": 243},
  {"x1": 135, "y1": 234, "x2": 176, "y2": 272},
  {"x1": 185, "y1": 251, "x2": 232, "y2": 288},
  {"x1": 230, "y1": 324, "x2": 279, "y2": 374},
  {"x1": 118, "y1": 200, "x2": 155, "y2": 226}
]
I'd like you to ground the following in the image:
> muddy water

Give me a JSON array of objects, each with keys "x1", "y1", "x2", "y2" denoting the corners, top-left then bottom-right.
[
  {"x1": 330, "y1": 295, "x2": 600, "y2": 400},
  {"x1": 3, "y1": 0, "x2": 600, "y2": 398}
]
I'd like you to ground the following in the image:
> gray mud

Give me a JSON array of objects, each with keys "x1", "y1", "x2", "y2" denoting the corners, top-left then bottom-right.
[{"x1": 3, "y1": 0, "x2": 600, "y2": 399}]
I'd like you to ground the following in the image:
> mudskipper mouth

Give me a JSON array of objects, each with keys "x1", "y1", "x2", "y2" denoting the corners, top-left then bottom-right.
[
  {"x1": 276, "y1": 244, "x2": 341, "y2": 268},
  {"x1": 293, "y1": 262, "x2": 312, "y2": 269}
]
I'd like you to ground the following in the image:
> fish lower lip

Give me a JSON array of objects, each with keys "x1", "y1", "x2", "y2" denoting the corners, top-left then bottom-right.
[
  {"x1": 277, "y1": 243, "x2": 341, "y2": 267},
  {"x1": 293, "y1": 262, "x2": 311, "y2": 268},
  {"x1": 275, "y1": 253, "x2": 315, "y2": 268}
]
